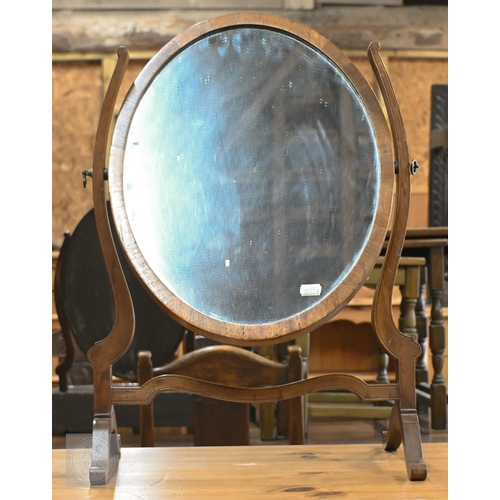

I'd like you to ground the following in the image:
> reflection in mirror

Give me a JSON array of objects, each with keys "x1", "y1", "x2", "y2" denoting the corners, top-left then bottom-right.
[{"x1": 122, "y1": 27, "x2": 380, "y2": 324}]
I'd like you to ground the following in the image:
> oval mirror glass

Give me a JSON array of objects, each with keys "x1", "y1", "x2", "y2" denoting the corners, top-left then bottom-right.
[{"x1": 116, "y1": 24, "x2": 389, "y2": 333}]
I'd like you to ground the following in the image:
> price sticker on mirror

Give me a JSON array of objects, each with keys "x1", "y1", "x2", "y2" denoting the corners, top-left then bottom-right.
[{"x1": 300, "y1": 284, "x2": 322, "y2": 297}]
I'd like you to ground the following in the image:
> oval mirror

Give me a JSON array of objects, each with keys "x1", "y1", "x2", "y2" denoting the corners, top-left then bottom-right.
[{"x1": 109, "y1": 14, "x2": 394, "y2": 343}]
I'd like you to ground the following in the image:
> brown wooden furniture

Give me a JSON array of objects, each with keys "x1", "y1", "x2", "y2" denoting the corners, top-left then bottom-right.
[
  {"x1": 307, "y1": 255, "x2": 426, "y2": 419},
  {"x1": 85, "y1": 12, "x2": 427, "y2": 484},
  {"x1": 52, "y1": 205, "x2": 194, "y2": 435},
  {"x1": 53, "y1": 204, "x2": 188, "y2": 389},
  {"x1": 306, "y1": 229, "x2": 448, "y2": 429},
  {"x1": 385, "y1": 227, "x2": 448, "y2": 430},
  {"x1": 428, "y1": 84, "x2": 448, "y2": 229},
  {"x1": 422, "y1": 84, "x2": 448, "y2": 429},
  {"x1": 139, "y1": 344, "x2": 304, "y2": 447},
  {"x1": 256, "y1": 334, "x2": 311, "y2": 441},
  {"x1": 53, "y1": 207, "x2": 292, "y2": 440},
  {"x1": 53, "y1": 443, "x2": 448, "y2": 498}
]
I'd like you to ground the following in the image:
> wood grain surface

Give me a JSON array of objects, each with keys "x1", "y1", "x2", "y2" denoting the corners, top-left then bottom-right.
[{"x1": 52, "y1": 442, "x2": 447, "y2": 499}]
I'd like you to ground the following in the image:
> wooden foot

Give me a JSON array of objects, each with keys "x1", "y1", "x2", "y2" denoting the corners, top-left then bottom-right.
[
  {"x1": 400, "y1": 410, "x2": 427, "y2": 481},
  {"x1": 89, "y1": 409, "x2": 121, "y2": 485},
  {"x1": 384, "y1": 406, "x2": 427, "y2": 481},
  {"x1": 383, "y1": 405, "x2": 402, "y2": 451}
]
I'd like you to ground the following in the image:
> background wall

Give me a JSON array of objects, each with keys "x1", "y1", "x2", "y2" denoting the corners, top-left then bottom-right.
[{"x1": 52, "y1": 2, "x2": 448, "y2": 246}]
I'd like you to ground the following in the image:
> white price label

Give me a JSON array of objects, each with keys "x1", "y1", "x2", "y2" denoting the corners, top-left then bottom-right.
[{"x1": 300, "y1": 284, "x2": 322, "y2": 297}]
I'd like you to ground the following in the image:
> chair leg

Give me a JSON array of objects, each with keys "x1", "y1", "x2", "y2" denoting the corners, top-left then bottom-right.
[
  {"x1": 256, "y1": 344, "x2": 278, "y2": 441},
  {"x1": 194, "y1": 398, "x2": 250, "y2": 446},
  {"x1": 287, "y1": 345, "x2": 304, "y2": 445},
  {"x1": 429, "y1": 246, "x2": 448, "y2": 430},
  {"x1": 137, "y1": 351, "x2": 155, "y2": 447},
  {"x1": 259, "y1": 402, "x2": 277, "y2": 440}
]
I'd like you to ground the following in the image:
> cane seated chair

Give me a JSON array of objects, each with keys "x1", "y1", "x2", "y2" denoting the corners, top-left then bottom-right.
[{"x1": 86, "y1": 13, "x2": 426, "y2": 484}]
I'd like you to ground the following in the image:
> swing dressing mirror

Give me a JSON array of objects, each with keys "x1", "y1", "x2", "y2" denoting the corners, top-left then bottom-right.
[{"x1": 87, "y1": 13, "x2": 426, "y2": 485}]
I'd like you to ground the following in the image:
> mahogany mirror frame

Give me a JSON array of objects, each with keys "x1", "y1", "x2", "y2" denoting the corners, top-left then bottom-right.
[{"x1": 107, "y1": 13, "x2": 394, "y2": 346}]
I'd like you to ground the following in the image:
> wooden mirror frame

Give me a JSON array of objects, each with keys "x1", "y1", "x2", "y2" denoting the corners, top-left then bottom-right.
[
  {"x1": 107, "y1": 13, "x2": 395, "y2": 346},
  {"x1": 86, "y1": 12, "x2": 426, "y2": 485}
]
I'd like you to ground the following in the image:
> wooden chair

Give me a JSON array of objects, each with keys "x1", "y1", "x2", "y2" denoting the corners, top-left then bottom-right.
[
  {"x1": 85, "y1": 13, "x2": 427, "y2": 484},
  {"x1": 257, "y1": 334, "x2": 311, "y2": 440},
  {"x1": 53, "y1": 206, "x2": 292, "y2": 440},
  {"x1": 306, "y1": 255, "x2": 426, "y2": 420},
  {"x1": 138, "y1": 344, "x2": 304, "y2": 447},
  {"x1": 52, "y1": 205, "x2": 190, "y2": 435},
  {"x1": 53, "y1": 204, "x2": 188, "y2": 390}
]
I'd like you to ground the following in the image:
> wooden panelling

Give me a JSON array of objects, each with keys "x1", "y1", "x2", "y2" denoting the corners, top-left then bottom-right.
[
  {"x1": 52, "y1": 7, "x2": 447, "y2": 53},
  {"x1": 52, "y1": 61, "x2": 103, "y2": 245},
  {"x1": 351, "y1": 53, "x2": 448, "y2": 227},
  {"x1": 308, "y1": 305, "x2": 448, "y2": 387},
  {"x1": 349, "y1": 54, "x2": 447, "y2": 228},
  {"x1": 51, "y1": 58, "x2": 148, "y2": 245},
  {"x1": 309, "y1": 319, "x2": 388, "y2": 374},
  {"x1": 52, "y1": 0, "x2": 315, "y2": 10},
  {"x1": 388, "y1": 57, "x2": 449, "y2": 193},
  {"x1": 116, "y1": 59, "x2": 149, "y2": 109},
  {"x1": 408, "y1": 191, "x2": 429, "y2": 227},
  {"x1": 349, "y1": 56, "x2": 379, "y2": 95},
  {"x1": 52, "y1": 52, "x2": 447, "y2": 242},
  {"x1": 387, "y1": 57, "x2": 448, "y2": 226}
]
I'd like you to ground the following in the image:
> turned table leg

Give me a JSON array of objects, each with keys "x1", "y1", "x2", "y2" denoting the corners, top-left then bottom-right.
[
  {"x1": 399, "y1": 264, "x2": 419, "y2": 345},
  {"x1": 428, "y1": 246, "x2": 447, "y2": 430},
  {"x1": 415, "y1": 265, "x2": 429, "y2": 386}
]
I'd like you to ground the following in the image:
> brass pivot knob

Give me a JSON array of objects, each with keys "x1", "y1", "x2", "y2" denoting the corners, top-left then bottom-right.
[
  {"x1": 82, "y1": 169, "x2": 93, "y2": 188},
  {"x1": 410, "y1": 159, "x2": 420, "y2": 176}
]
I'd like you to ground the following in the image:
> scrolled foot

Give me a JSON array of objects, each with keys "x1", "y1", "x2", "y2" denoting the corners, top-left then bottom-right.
[
  {"x1": 407, "y1": 462, "x2": 428, "y2": 481},
  {"x1": 89, "y1": 412, "x2": 121, "y2": 486}
]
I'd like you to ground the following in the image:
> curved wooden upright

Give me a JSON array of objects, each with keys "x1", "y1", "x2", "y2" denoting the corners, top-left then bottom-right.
[
  {"x1": 87, "y1": 12, "x2": 426, "y2": 485},
  {"x1": 87, "y1": 46, "x2": 134, "y2": 485}
]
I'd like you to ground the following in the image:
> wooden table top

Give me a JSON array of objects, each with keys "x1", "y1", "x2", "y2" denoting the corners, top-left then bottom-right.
[
  {"x1": 383, "y1": 226, "x2": 448, "y2": 249},
  {"x1": 52, "y1": 442, "x2": 447, "y2": 499}
]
